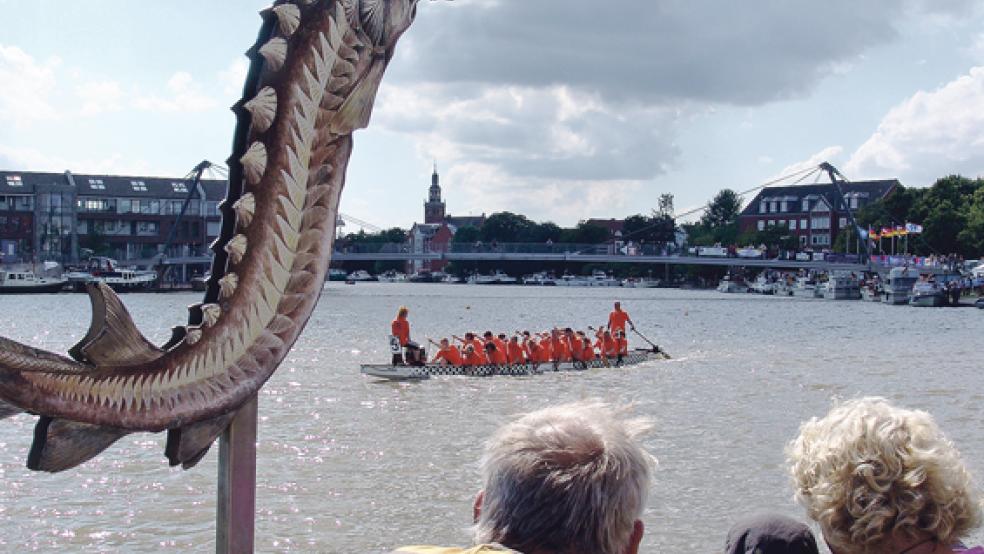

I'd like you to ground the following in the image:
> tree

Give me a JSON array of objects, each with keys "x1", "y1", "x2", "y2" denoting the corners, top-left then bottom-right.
[
  {"x1": 452, "y1": 225, "x2": 481, "y2": 244},
  {"x1": 560, "y1": 222, "x2": 609, "y2": 244},
  {"x1": 480, "y1": 212, "x2": 537, "y2": 243},
  {"x1": 700, "y1": 189, "x2": 742, "y2": 230}
]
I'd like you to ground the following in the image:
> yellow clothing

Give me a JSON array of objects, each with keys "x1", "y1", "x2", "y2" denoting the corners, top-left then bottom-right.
[{"x1": 392, "y1": 545, "x2": 519, "y2": 554}]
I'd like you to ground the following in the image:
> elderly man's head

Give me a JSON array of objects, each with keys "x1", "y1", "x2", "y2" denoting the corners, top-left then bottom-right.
[{"x1": 474, "y1": 400, "x2": 655, "y2": 554}]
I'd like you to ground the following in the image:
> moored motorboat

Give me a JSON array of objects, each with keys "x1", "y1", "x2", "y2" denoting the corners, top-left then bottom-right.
[
  {"x1": 0, "y1": 269, "x2": 67, "y2": 294},
  {"x1": 909, "y1": 279, "x2": 946, "y2": 307},
  {"x1": 377, "y1": 270, "x2": 408, "y2": 283},
  {"x1": 346, "y1": 269, "x2": 377, "y2": 282},
  {"x1": 67, "y1": 257, "x2": 156, "y2": 292},
  {"x1": 467, "y1": 270, "x2": 517, "y2": 285},
  {"x1": 883, "y1": 267, "x2": 919, "y2": 305},
  {"x1": 716, "y1": 276, "x2": 748, "y2": 293},
  {"x1": 361, "y1": 348, "x2": 669, "y2": 380},
  {"x1": 822, "y1": 272, "x2": 861, "y2": 300},
  {"x1": 792, "y1": 276, "x2": 822, "y2": 298}
]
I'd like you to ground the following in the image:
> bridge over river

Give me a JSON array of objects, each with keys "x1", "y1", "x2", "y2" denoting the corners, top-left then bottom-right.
[{"x1": 329, "y1": 243, "x2": 873, "y2": 272}]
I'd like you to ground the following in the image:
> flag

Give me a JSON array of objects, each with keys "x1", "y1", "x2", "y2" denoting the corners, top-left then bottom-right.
[
  {"x1": 881, "y1": 227, "x2": 895, "y2": 238},
  {"x1": 868, "y1": 228, "x2": 880, "y2": 239},
  {"x1": 905, "y1": 222, "x2": 923, "y2": 234},
  {"x1": 895, "y1": 225, "x2": 908, "y2": 237}
]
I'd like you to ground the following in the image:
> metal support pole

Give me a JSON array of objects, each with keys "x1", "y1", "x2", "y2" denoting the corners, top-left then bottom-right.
[{"x1": 216, "y1": 395, "x2": 258, "y2": 554}]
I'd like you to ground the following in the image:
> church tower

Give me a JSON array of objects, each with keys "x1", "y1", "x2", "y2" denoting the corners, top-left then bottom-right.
[{"x1": 424, "y1": 164, "x2": 446, "y2": 224}]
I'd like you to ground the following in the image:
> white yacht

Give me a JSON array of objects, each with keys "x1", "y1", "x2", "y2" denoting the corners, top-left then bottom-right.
[
  {"x1": 586, "y1": 270, "x2": 620, "y2": 287},
  {"x1": 346, "y1": 270, "x2": 376, "y2": 282},
  {"x1": 67, "y1": 257, "x2": 157, "y2": 292},
  {"x1": 749, "y1": 274, "x2": 777, "y2": 295},
  {"x1": 377, "y1": 270, "x2": 408, "y2": 283},
  {"x1": 791, "y1": 276, "x2": 822, "y2": 298},
  {"x1": 467, "y1": 271, "x2": 517, "y2": 285},
  {"x1": 622, "y1": 277, "x2": 661, "y2": 288},
  {"x1": 909, "y1": 278, "x2": 946, "y2": 307},
  {"x1": 522, "y1": 272, "x2": 557, "y2": 286},
  {"x1": 882, "y1": 267, "x2": 919, "y2": 305},
  {"x1": 0, "y1": 270, "x2": 67, "y2": 294},
  {"x1": 716, "y1": 276, "x2": 748, "y2": 294},
  {"x1": 822, "y1": 272, "x2": 861, "y2": 300}
]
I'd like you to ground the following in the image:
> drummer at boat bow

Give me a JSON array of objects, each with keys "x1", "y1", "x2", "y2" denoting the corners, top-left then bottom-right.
[
  {"x1": 391, "y1": 306, "x2": 423, "y2": 365},
  {"x1": 608, "y1": 302, "x2": 635, "y2": 336}
]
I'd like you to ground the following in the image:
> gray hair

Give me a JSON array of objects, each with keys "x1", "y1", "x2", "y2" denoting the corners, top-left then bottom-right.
[{"x1": 474, "y1": 400, "x2": 656, "y2": 554}]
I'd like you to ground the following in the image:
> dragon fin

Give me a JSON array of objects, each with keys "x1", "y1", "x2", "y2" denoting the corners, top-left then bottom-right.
[
  {"x1": 329, "y1": 59, "x2": 385, "y2": 135},
  {"x1": 27, "y1": 416, "x2": 130, "y2": 472},
  {"x1": 164, "y1": 411, "x2": 237, "y2": 469},
  {"x1": 0, "y1": 400, "x2": 21, "y2": 420},
  {"x1": 68, "y1": 282, "x2": 163, "y2": 366}
]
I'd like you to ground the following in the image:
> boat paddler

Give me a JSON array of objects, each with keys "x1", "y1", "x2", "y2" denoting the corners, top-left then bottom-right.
[
  {"x1": 506, "y1": 336, "x2": 526, "y2": 365},
  {"x1": 431, "y1": 338, "x2": 463, "y2": 366}
]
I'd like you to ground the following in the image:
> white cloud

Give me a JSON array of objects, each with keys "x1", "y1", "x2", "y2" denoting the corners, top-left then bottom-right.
[
  {"x1": 132, "y1": 71, "x2": 217, "y2": 113},
  {"x1": 0, "y1": 44, "x2": 60, "y2": 125},
  {"x1": 218, "y1": 58, "x2": 249, "y2": 101},
  {"x1": 773, "y1": 146, "x2": 845, "y2": 182},
  {"x1": 77, "y1": 80, "x2": 124, "y2": 116},
  {"x1": 846, "y1": 66, "x2": 984, "y2": 185},
  {"x1": 0, "y1": 143, "x2": 160, "y2": 176}
]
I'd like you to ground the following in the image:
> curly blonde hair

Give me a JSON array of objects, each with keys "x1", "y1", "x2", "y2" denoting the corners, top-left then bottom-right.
[{"x1": 787, "y1": 397, "x2": 982, "y2": 553}]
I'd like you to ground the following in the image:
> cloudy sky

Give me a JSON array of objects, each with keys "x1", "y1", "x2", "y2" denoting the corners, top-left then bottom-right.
[{"x1": 1, "y1": 1, "x2": 983, "y2": 229}]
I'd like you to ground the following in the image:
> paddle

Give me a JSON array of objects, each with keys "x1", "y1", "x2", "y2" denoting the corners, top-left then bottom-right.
[{"x1": 630, "y1": 326, "x2": 669, "y2": 358}]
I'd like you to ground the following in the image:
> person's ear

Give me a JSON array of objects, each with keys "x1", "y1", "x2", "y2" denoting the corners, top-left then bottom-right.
[
  {"x1": 624, "y1": 519, "x2": 644, "y2": 554},
  {"x1": 473, "y1": 490, "x2": 484, "y2": 523}
]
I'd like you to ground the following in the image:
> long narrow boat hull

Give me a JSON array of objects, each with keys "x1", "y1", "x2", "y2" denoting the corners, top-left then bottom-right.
[{"x1": 360, "y1": 349, "x2": 669, "y2": 380}]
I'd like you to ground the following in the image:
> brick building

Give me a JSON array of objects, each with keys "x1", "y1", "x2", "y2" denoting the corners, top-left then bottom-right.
[
  {"x1": 738, "y1": 179, "x2": 898, "y2": 248},
  {"x1": 408, "y1": 166, "x2": 485, "y2": 273}
]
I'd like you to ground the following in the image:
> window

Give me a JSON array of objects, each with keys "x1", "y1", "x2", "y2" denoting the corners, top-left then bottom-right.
[
  {"x1": 757, "y1": 220, "x2": 765, "y2": 231},
  {"x1": 172, "y1": 182, "x2": 188, "y2": 193},
  {"x1": 839, "y1": 217, "x2": 848, "y2": 228},
  {"x1": 88, "y1": 179, "x2": 105, "y2": 190},
  {"x1": 5, "y1": 175, "x2": 23, "y2": 187},
  {"x1": 789, "y1": 220, "x2": 797, "y2": 230},
  {"x1": 759, "y1": 201, "x2": 767, "y2": 214},
  {"x1": 768, "y1": 220, "x2": 776, "y2": 227},
  {"x1": 849, "y1": 196, "x2": 858, "y2": 209},
  {"x1": 799, "y1": 235, "x2": 808, "y2": 246},
  {"x1": 780, "y1": 200, "x2": 789, "y2": 212},
  {"x1": 771, "y1": 201, "x2": 779, "y2": 213},
  {"x1": 131, "y1": 180, "x2": 148, "y2": 192},
  {"x1": 811, "y1": 216, "x2": 831, "y2": 230},
  {"x1": 206, "y1": 201, "x2": 220, "y2": 216},
  {"x1": 811, "y1": 234, "x2": 830, "y2": 246},
  {"x1": 802, "y1": 199, "x2": 810, "y2": 211},
  {"x1": 800, "y1": 218, "x2": 808, "y2": 229}
]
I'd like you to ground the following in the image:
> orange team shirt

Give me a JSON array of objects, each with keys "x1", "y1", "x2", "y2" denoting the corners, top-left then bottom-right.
[
  {"x1": 569, "y1": 336, "x2": 583, "y2": 359},
  {"x1": 391, "y1": 317, "x2": 410, "y2": 346},
  {"x1": 538, "y1": 338, "x2": 553, "y2": 361},
  {"x1": 608, "y1": 310, "x2": 630, "y2": 333},
  {"x1": 489, "y1": 348, "x2": 508, "y2": 365},
  {"x1": 596, "y1": 337, "x2": 618, "y2": 357},
  {"x1": 550, "y1": 338, "x2": 570, "y2": 362},
  {"x1": 616, "y1": 336, "x2": 628, "y2": 355},
  {"x1": 471, "y1": 338, "x2": 485, "y2": 357},
  {"x1": 581, "y1": 342, "x2": 596, "y2": 361},
  {"x1": 492, "y1": 338, "x2": 507, "y2": 354},
  {"x1": 506, "y1": 342, "x2": 525, "y2": 364},
  {"x1": 463, "y1": 350, "x2": 484, "y2": 366},
  {"x1": 433, "y1": 346, "x2": 463, "y2": 366}
]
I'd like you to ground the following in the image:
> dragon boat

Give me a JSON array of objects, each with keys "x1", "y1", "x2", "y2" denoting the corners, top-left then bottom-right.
[{"x1": 361, "y1": 348, "x2": 669, "y2": 380}]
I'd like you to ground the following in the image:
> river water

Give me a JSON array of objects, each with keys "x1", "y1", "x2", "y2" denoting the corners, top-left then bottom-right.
[{"x1": 1, "y1": 283, "x2": 982, "y2": 553}]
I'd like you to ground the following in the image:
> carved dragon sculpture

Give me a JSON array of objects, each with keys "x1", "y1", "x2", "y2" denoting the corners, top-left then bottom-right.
[{"x1": 0, "y1": 0, "x2": 423, "y2": 472}]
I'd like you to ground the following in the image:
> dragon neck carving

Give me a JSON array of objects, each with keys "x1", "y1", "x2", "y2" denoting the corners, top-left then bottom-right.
[{"x1": 0, "y1": 0, "x2": 420, "y2": 472}]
